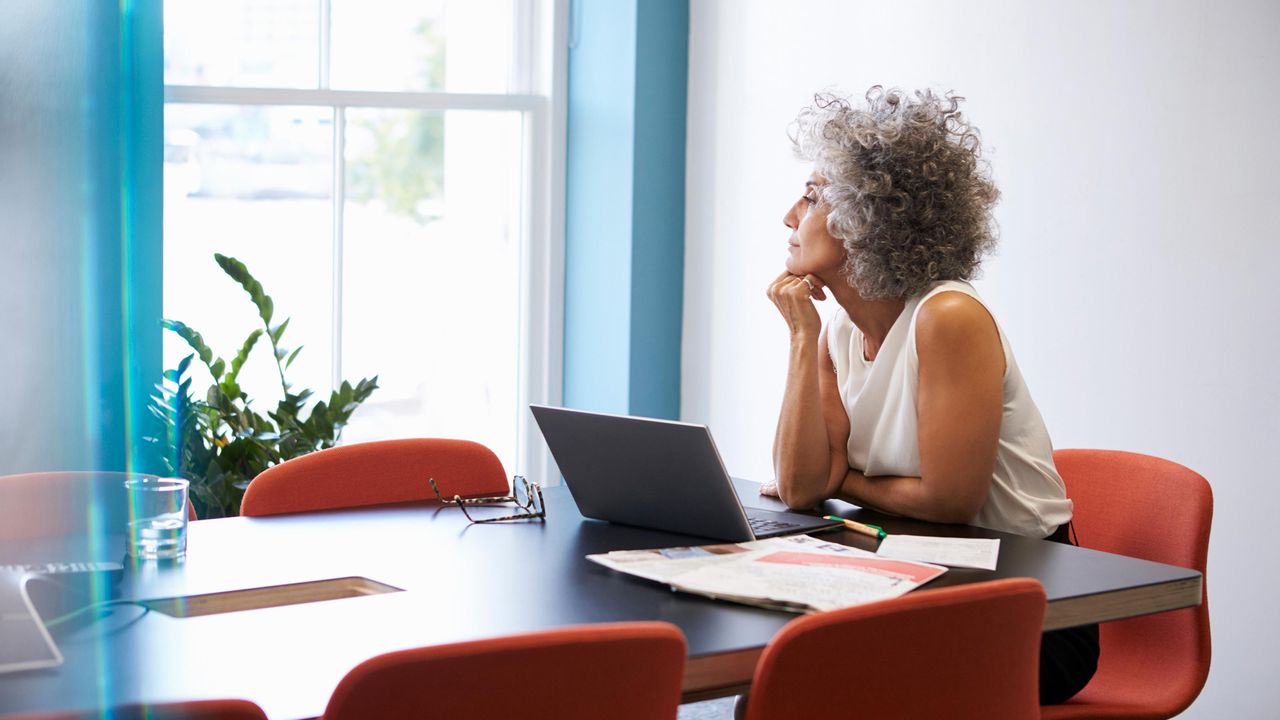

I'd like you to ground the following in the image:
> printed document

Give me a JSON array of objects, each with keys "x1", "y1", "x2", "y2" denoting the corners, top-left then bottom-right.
[{"x1": 875, "y1": 535, "x2": 1000, "y2": 571}]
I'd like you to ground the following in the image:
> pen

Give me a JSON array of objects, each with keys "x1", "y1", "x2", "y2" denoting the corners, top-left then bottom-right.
[{"x1": 824, "y1": 515, "x2": 887, "y2": 539}]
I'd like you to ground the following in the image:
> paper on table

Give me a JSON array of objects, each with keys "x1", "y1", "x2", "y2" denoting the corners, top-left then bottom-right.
[
  {"x1": 587, "y1": 535, "x2": 942, "y2": 614},
  {"x1": 672, "y1": 550, "x2": 947, "y2": 612},
  {"x1": 875, "y1": 534, "x2": 1000, "y2": 570}
]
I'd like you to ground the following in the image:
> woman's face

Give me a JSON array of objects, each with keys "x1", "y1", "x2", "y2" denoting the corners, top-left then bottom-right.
[{"x1": 783, "y1": 174, "x2": 845, "y2": 278}]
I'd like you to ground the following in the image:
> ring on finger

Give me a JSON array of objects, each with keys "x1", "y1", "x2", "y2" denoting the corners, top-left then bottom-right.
[{"x1": 801, "y1": 277, "x2": 816, "y2": 292}]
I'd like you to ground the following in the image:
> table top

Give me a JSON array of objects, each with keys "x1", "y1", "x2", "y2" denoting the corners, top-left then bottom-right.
[{"x1": 0, "y1": 479, "x2": 1202, "y2": 718}]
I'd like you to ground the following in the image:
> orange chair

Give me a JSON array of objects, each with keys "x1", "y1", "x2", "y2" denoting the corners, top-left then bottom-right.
[
  {"x1": 1041, "y1": 450, "x2": 1213, "y2": 719},
  {"x1": 6, "y1": 699, "x2": 268, "y2": 720},
  {"x1": 321, "y1": 622, "x2": 687, "y2": 720},
  {"x1": 0, "y1": 472, "x2": 196, "y2": 540},
  {"x1": 240, "y1": 438, "x2": 509, "y2": 517},
  {"x1": 742, "y1": 579, "x2": 1046, "y2": 720}
]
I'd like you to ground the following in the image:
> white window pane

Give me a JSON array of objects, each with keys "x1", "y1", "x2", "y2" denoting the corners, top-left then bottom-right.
[
  {"x1": 329, "y1": 0, "x2": 515, "y2": 93},
  {"x1": 164, "y1": 0, "x2": 318, "y2": 88},
  {"x1": 340, "y1": 110, "x2": 524, "y2": 473},
  {"x1": 163, "y1": 105, "x2": 334, "y2": 407}
]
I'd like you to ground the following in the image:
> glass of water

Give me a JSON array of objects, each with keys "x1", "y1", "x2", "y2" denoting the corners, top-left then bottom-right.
[{"x1": 125, "y1": 477, "x2": 189, "y2": 560}]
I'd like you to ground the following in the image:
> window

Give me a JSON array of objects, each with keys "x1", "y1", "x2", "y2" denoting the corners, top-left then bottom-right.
[{"x1": 162, "y1": 0, "x2": 566, "y2": 482}]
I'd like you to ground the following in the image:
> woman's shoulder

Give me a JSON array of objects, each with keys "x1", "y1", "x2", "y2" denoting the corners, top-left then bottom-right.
[
  {"x1": 913, "y1": 281, "x2": 992, "y2": 330},
  {"x1": 917, "y1": 288, "x2": 989, "y2": 326},
  {"x1": 912, "y1": 283, "x2": 1005, "y2": 365}
]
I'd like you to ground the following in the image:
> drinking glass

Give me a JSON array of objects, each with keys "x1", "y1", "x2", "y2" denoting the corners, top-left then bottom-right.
[{"x1": 125, "y1": 477, "x2": 189, "y2": 559}]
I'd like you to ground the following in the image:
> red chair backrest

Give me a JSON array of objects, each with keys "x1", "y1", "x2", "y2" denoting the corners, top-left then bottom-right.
[
  {"x1": 8, "y1": 699, "x2": 268, "y2": 720},
  {"x1": 0, "y1": 472, "x2": 86, "y2": 540},
  {"x1": 744, "y1": 579, "x2": 1045, "y2": 720},
  {"x1": 0, "y1": 472, "x2": 196, "y2": 539},
  {"x1": 1053, "y1": 448, "x2": 1213, "y2": 714},
  {"x1": 240, "y1": 438, "x2": 509, "y2": 517},
  {"x1": 321, "y1": 622, "x2": 687, "y2": 720}
]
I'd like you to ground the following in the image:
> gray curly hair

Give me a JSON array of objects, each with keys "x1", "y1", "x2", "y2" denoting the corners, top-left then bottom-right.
[{"x1": 790, "y1": 87, "x2": 999, "y2": 300}]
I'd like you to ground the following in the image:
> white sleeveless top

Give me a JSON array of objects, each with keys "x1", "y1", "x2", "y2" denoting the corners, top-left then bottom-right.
[{"x1": 826, "y1": 280, "x2": 1071, "y2": 538}]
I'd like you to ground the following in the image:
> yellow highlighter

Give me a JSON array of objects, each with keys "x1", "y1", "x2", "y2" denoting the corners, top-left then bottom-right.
[{"x1": 824, "y1": 515, "x2": 887, "y2": 540}]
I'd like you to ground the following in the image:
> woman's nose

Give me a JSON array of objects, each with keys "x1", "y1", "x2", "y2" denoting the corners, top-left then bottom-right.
[{"x1": 783, "y1": 206, "x2": 798, "y2": 230}]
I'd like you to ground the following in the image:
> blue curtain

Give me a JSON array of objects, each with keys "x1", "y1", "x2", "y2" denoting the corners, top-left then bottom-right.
[
  {"x1": 0, "y1": 1, "x2": 163, "y2": 474},
  {"x1": 563, "y1": 0, "x2": 688, "y2": 419}
]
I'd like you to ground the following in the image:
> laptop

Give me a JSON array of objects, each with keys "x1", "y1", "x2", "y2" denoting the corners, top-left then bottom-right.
[
  {"x1": 2, "y1": 562, "x2": 132, "y2": 675},
  {"x1": 530, "y1": 405, "x2": 840, "y2": 542}
]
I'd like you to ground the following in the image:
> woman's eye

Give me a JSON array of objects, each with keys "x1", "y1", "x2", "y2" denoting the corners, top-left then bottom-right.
[{"x1": 803, "y1": 194, "x2": 817, "y2": 205}]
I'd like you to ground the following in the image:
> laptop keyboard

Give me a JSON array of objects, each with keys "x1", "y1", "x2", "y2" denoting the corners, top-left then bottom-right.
[{"x1": 748, "y1": 516, "x2": 801, "y2": 533}]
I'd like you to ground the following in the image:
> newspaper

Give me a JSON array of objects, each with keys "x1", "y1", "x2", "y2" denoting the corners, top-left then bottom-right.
[{"x1": 587, "y1": 535, "x2": 947, "y2": 613}]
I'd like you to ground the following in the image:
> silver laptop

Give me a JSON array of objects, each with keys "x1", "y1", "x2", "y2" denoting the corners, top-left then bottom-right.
[{"x1": 530, "y1": 405, "x2": 840, "y2": 542}]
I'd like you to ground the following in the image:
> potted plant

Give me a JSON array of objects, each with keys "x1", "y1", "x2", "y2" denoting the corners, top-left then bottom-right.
[{"x1": 149, "y1": 254, "x2": 378, "y2": 518}]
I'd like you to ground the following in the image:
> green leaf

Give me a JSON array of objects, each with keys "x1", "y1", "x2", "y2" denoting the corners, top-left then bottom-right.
[
  {"x1": 215, "y1": 254, "x2": 274, "y2": 325},
  {"x1": 190, "y1": 482, "x2": 220, "y2": 518},
  {"x1": 163, "y1": 320, "x2": 222, "y2": 378},
  {"x1": 354, "y1": 377, "x2": 379, "y2": 401},
  {"x1": 210, "y1": 358, "x2": 226, "y2": 380},
  {"x1": 285, "y1": 346, "x2": 303, "y2": 368},
  {"x1": 219, "y1": 379, "x2": 241, "y2": 399},
  {"x1": 206, "y1": 385, "x2": 236, "y2": 415},
  {"x1": 269, "y1": 318, "x2": 290, "y2": 345},
  {"x1": 227, "y1": 329, "x2": 263, "y2": 383}
]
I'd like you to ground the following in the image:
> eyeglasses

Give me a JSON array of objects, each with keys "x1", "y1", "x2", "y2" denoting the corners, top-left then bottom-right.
[{"x1": 428, "y1": 475, "x2": 546, "y2": 524}]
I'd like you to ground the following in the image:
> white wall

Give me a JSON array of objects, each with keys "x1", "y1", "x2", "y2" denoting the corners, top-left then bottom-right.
[{"x1": 682, "y1": 1, "x2": 1280, "y2": 715}]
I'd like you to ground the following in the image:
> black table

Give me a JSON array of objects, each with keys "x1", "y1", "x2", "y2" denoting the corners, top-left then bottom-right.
[{"x1": 0, "y1": 480, "x2": 1202, "y2": 718}]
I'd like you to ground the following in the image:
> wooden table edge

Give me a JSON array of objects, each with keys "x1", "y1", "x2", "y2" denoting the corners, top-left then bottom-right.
[
  {"x1": 1043, "y1": 574, "x2": 1203, "y2": 631},
  {"x1": 683, "y1": 647, "x2": 761, "y2": 703}
]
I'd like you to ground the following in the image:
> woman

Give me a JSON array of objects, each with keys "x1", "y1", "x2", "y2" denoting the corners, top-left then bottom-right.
[{"x1": 765, "y1": 87, "x2": 1098, "y2": 704}]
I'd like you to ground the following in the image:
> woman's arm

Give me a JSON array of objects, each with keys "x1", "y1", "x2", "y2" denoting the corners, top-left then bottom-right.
[
  {"x1": 768, "y1": 272, "x2": 848, "y2": 509},
  {"x1": 834, "y1": 292, "x2": 1005, "y2": 523}
]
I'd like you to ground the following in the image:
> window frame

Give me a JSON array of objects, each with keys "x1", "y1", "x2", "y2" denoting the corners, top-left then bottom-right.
[{"x1": 162, "y1": 0, "x2": 568, "y2": 485}]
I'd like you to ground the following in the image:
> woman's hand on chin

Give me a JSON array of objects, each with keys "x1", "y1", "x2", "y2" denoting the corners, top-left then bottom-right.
[{"x1": 767, "y1": 271, "x2": 826, "y2": 338}]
